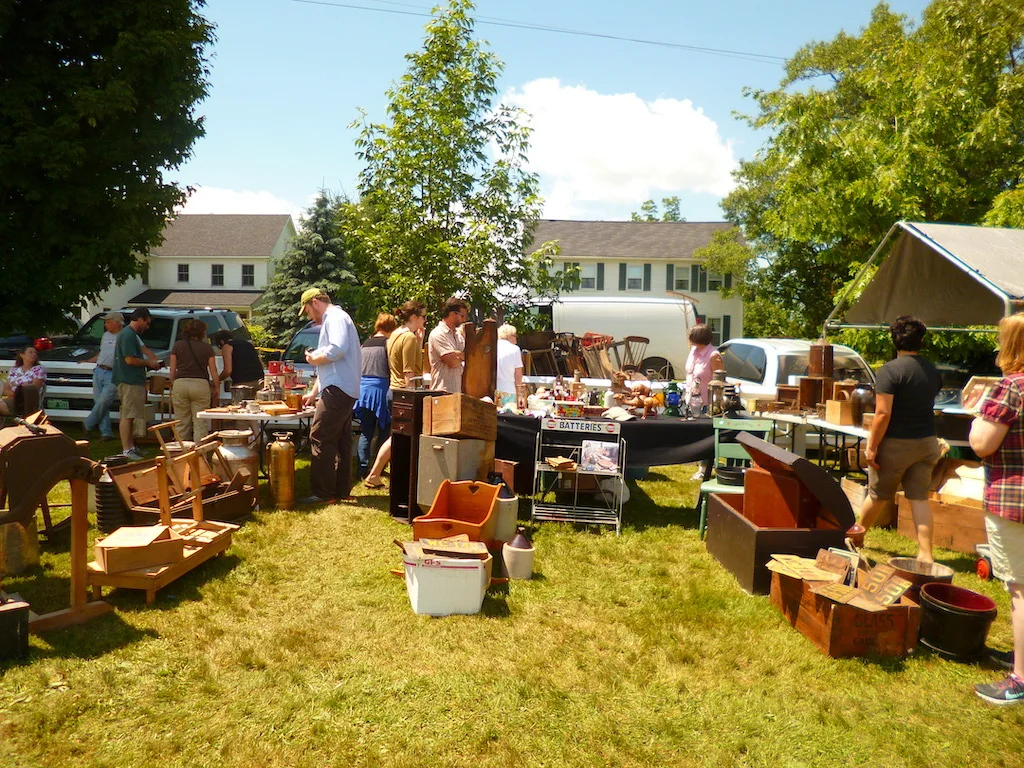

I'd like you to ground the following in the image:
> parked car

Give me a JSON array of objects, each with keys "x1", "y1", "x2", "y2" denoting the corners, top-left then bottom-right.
[
  {"x1": 36, "y1": 307, "x2": 250, "y2": 422},
  {"x1": 718, "y1": 338, "x2": 875, "y2": 399},
  {"x1": 279, "y1": 322, "x2": 321, "y2": 380},
  {"x1": 0, "y1": 314, "x2": 81, "y2": 359}
]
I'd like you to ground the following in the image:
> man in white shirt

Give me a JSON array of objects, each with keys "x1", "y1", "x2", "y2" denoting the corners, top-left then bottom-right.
[
  {"x1": 298, "y1": 288, "x2": 362, "y2": 505},
  {"x1": 495, "y1": 323, "x2": 524, "y2": 407},
  {"x1": 427, "y1": 297, "x2": 468, "y2": 393},
  {"x1": 83, "y1": 311, "x2": 125, "y2": 439}
]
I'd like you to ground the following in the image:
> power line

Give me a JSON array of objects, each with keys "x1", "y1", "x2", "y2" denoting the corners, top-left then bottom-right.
[{"x1": 288, "y1": 0, "x2": 787, "y2": 65}]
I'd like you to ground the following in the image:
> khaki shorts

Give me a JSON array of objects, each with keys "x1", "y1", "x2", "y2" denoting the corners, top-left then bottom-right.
[
  {"x1": 868, "y1": 435, "x2": 941, "y2": 502},
  {"x1": 985, "y1": 513, "x2": 1024, "y2": 586},
  {"x1": 117, "y1": 382, "x2": 147, "y2": 421}
]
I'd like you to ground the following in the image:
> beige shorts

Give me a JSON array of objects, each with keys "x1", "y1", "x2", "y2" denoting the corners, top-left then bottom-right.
[
  {"x1": 868, "y1": 435, "x2": 941, "y2": 502},
  {"x1": 117, "y1": 382, "x2": 147, "y2": 421},
  {"x1": 985, "y1": 513, "x2": 1024, "y2": 586}
]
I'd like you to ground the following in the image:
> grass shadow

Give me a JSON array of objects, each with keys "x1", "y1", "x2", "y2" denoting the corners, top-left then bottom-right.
[
  {"x1": 24, "y1": 612, "x2": 160, "y2": 663},
  {"x1": 99, "y1": 553, "x2": 242, "y2": 612},
  {"x1": 623, "y1": 481, "x2": 700, "y2": 532}
]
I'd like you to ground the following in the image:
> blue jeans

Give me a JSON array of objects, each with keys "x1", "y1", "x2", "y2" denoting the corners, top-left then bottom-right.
[
  {"x1": 84, "y1": 367, "x2": 118, "y2": 436},
  {"x1": 357, "y1": 408, "x2": 391, "y2": 477}
]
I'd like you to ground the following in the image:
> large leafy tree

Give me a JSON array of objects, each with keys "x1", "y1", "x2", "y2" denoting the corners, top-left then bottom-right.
[
  {"x1": 707, "y1": 0, "x2": 1024, "y2": 338},
  {"x1": 0, "y1": 0, "x2": 214, "y2": 333},
  {"x1": 350, "y1": 0, "x2": 574, "y2": 318},
  {"x1": 255, "y1": 192, "x2": 368, "y2": 346}
]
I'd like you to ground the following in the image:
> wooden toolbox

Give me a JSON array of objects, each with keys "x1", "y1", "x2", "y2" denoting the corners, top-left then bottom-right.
[
  {"x1": 94, "y1": 525, "x2": 184, "y2": 574},
  {"x1": 896, "y1": 491, "x2": 987, "y2": 554},
  {"x1": 423, "y1": 393, "x2": 497, "y2": 441},
  {"x1": 705, "y1": 434, "x2": 854, "y2": 594},
  {"x1": 770, "y1": 571, "x2": 920, "y2": 658}
]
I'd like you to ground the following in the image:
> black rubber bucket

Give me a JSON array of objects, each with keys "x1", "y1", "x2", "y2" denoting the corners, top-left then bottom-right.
[{"x1": 919, "y1": 583, "x2": 998, "y2": 660}]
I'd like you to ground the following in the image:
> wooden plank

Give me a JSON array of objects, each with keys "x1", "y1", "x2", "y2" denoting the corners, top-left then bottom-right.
[{"x1": 29, "y1": 600, "x2": 113, "y2": 634}]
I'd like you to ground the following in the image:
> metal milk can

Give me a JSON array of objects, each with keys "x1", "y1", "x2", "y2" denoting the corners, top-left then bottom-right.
[
  {"x1": 216, "y1": 429, "x2": 259, "y2": 485},
  {"x1": 266, "y1": 431, "x2": 295, "y2": 510}
]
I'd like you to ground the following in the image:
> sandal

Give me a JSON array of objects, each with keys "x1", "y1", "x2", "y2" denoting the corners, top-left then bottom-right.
[{"x1": 364, "y1": 477, "x2": 385, "y2": 489}]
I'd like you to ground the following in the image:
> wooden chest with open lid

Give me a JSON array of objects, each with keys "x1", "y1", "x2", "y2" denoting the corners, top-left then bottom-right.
[{"x1": 704, "y1": 432, "x2": 855, "y2": 594}]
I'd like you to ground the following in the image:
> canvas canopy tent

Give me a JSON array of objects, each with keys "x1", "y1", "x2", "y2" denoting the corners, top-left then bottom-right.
[{"x1": 826, "y1": 221, "x2": 1024, "y2": 333}]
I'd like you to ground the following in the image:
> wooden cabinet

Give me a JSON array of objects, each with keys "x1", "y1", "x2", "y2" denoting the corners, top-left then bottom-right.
[{"x1": 390, "y1": 388, "x2": 443, "y2": 522}]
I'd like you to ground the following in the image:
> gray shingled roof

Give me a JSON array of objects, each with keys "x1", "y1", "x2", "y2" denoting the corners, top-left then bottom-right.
[
  {"x1": 530, "y1": 220, "x2": 735, "y2": 259},
  {"x1": 151, "y1": 214, "x2": 294, "y2": 258},
  {"x1": 129, "y1": 289, "x2": 265, "y2": 308}
]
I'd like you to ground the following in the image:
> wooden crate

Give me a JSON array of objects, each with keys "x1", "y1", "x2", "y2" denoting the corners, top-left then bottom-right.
[
  {"x1": 423, "y1": 394, "x2": 497, "y2": 441},
  {"x1": 896, "y1": 492, "x2": 986, "y2": 554},
  {"x1": 94, "y1": 525, "x2": 184, "y2": 574},
  {"x1": 770, "y1": 571, "x2": 920, "y2": 658},
  {"x1": 825, "y1": 399, "x2": 854, "y2": 426}
]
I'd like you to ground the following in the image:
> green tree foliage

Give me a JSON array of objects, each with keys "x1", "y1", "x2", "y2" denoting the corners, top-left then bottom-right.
[
  {"x1": 0, "y1": 0, "x2": 213, "y2": 333},
  {"x1": 349, "y1": 0, "x2": 575, "y2": 319},
  {"x1": 255, "y1": 192, "x2": 368, "y2": 347},
  {"x1": 715, "y1": 0, "x2": 1024, "y2": 339},
  {"x1": 984, "y1": 186, "x2": 1024, "y2": 228},
  {"x1": 631, "y1": 196, "x2": 684, "y2": 222}
]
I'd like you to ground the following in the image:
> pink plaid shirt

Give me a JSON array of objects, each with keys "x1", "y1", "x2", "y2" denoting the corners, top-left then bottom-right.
[{"x1": 980, "y1": 372, "x2": 1024, "y2": 523}]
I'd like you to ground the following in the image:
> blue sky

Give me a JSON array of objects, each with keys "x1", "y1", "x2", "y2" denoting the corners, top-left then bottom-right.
[{"x1": 176, "y1": 0, "x2": 930, "y2": 223}]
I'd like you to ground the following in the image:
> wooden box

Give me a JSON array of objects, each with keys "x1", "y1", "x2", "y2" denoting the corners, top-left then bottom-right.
[
  {"x1": 797, "y1": 376, "x2": 833, "y2": 409},
  {"x1": 824, "y1": 399, "x2": 854, "y2": 426},
  {"x1": 776, "y1": 385, "x2": 799, "y2": 406},
  {"x1": 94, "y1": 525, "x2": 185, "y2": 575},
  {"x1": 423, "y1": 394, "x2": 498, "y2": 441},
  {"x1": 770, "y1": 571, "x2": 920, "y2": 658},
  {"x1": 896, "y1": 492, "x2": 987, "y2": 554},
  {"x1": 705, "y1": 434, "x2": 855, "y2": 594}
]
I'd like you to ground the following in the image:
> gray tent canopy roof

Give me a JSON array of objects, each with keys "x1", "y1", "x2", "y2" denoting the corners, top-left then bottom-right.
[{"x1": 828, "y1": 221, "x2": 1024, "y2": 333}]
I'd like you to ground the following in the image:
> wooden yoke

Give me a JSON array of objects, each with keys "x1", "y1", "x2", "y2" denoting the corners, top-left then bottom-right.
[{"x1": 462, "y1": 319, "x2": 497, "y2": 401}]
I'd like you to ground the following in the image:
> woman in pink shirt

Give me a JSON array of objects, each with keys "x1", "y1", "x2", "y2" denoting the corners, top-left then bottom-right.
[{"x1": 685, "y1": 323, "x2": 724, "y2": 480}]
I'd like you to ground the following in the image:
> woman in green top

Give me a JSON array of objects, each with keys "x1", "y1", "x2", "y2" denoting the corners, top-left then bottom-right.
[{"x1": 364, "y1": 300, "x2": 427, "y2": 488}]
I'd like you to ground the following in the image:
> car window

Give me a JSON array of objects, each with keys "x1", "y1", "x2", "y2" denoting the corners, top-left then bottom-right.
[
  {"x1": 283, "y1": 328, "x2": 321, "y2": 362},
  {"x1": 138, "y1": 318, "x2": 175, "y2": 350},
  {"x1": 193, "y1": 314, "x2": 220, "y2": 341},
  {"x1": 833, "y1": 352, "x2": 873, "y2": 383},
  {"x1": 73, "y1": 315, "x2": 107, "y2": 344},
  {"x1": 776, "y1": 353, "x2": 809, "y2": 385},
  {"x1": 224, "y1": 313, "x2": 244, "y2": 330},
  {"x1": 721, "y1": 343, "x2": 767, "y2": 384}
]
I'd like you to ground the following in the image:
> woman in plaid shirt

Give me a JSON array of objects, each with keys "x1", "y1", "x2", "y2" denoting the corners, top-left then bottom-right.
[{"x1": 970, "y1": 312, "x2": 1024, "y2": 705}]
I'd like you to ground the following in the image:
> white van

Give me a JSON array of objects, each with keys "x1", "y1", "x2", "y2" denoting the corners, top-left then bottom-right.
[{"x1": 546, "y1": 296, "x2": 697, "y2": 379}]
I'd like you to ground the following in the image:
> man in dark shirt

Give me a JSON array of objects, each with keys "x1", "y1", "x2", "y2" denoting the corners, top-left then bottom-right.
[{"x1": 859, "y1": 315, "x2": 943, "y2": 562}]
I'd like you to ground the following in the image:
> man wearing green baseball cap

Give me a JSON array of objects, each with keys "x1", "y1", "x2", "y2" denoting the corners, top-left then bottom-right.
[{"x1": 297, "y1": 288, "x2": 362, "y2": 505}]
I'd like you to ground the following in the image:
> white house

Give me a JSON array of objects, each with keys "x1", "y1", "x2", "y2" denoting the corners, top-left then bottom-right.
[
  {"x1": 531, "y1": 219, "x2": 744, "y2": 345},
  {"x1": 85, "y1": 214, "x2": 297, "y2": 320}
]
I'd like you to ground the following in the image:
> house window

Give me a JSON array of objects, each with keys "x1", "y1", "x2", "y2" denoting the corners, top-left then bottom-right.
[
  {"x1": 674, "y1": 269, "x2": 689, "y2": 291},
  {"x1": 241, "y1": 264, "x2": 255, "y2": 287},
  {"x1": 708, "y1": 316, "x2": 723, "y2": 346},
  {"x1": 177, "y1": 264, "x2": 189, "y2": 283},
  {"x1": 707, "y1": 270, "x2": 724, "y2": 291},
  {"x1": 626, "y1": 265, "x2": 643, "y2": 291},
  {"x1": 580, "y1": 263, "x2": 597, "y2": 290},
  {"x1": 140, "y1": 261, "x2": 150, "y2": 285},
  {"x1": 211, "y1": 264, "x2": 224, "y2": 287}
]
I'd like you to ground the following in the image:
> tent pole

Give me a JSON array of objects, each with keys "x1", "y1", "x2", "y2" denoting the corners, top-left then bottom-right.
[{"x1": 822, "y1": 221, "x2": 903, "y2": 339}]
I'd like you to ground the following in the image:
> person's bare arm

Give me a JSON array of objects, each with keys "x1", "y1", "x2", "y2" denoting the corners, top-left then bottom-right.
[
  {"x1": 970, "y1": 416, "x2": 1010, "y2": 458},
  {"x1": 207, "y1": 357, "x2": 220, "y2": 407},
  {"x1": 864, "y1": 392, "x2": 893, "y2": 469},
  {"x1": 220, "y1": 343, "x2": 234, "y2": 380}
]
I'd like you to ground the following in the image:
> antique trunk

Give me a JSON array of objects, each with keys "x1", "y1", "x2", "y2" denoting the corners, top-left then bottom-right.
[
  {"x1": 705, "y1": 433, "x2": 854, "y2": 595},
  {"x1": 896, "y1": 492, "x2": 987, "y2": 555},
  {"x1": 390, "y1": 388, "x2": 444, "y2": 522},
  {"x1": 770, "y1": 571, "x2": 920, "y2": 658},
  {"x1": 423, "y1": 394, "x2": 498, "y2": 441}
]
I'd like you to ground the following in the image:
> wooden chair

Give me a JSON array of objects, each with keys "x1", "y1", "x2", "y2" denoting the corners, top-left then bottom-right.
[
  {"x1": 148, "y1": 375, "x2": 172, "y2": 421},
  {"x1": 696, "y1": 417, "x2": 773, "y2": 539}
]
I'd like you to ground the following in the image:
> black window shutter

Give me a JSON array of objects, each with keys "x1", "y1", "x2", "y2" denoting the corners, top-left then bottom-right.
[
  {"x1": 722, "y1": 315, "x2": 732, "y2": 342},
  {"x1": 643, "y1": 263, "x2": 652, "y2": 291},
  {"x1": 699, "y1": 267, "x2": 708, "y2": 293},
  {"x1": 665, "y1": 264, "x2": 674, "y2": 290},
  {"x1": 724, "y1": 272, "x2": 733, "y2": 290},
  {"x1": 691, "y1": 265, "x2": 699, "y2": 292},
  {"x1": 618, "y1": 263, "x2": 627, "y2": 291},
  {"x1": 596, "y1": 263, "x2": 605, "y2": 290}
]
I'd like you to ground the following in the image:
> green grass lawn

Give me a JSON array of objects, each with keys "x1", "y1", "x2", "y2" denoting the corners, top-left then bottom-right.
[{"x1": 1, "y1": 433, "x2": 1023, "y2": 767}]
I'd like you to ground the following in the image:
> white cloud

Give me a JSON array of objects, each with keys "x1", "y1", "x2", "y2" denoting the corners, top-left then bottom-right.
[
  {"x1": 503, "y1": 78, "x2": 737, "y2": 219},
  {"x1": 179, "y1": 186, "x2": 304, "y2": 221}
]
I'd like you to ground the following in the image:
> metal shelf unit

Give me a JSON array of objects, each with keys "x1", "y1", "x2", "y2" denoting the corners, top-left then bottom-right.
[{"x1": 531, "y1": 418, "x2": 626, "y2": 534}]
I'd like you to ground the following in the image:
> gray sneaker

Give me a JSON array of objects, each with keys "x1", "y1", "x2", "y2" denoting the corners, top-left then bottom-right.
[{"x1": 123, "y1": 447, "x2": 145, "y2": 462}]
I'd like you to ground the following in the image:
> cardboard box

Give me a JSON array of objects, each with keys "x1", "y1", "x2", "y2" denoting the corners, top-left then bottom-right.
[
  {"x1": 896, "y1": 492, "x2": 987, "y2": 554},
  {"x1": 770, "y1": 571, "x2": 920, "y2": 658},
  {"x1": 94, "y1": 525, "x2": 185, "y2": 574},
  {"x1": 824, "y1": 399, "x2": 855, "y2": 426},
  {"x1": 402, "y1": 541, "x2": 492, "y2": 616},
  {"x1": 423, "y1": 394, "x2": 497, "y2": 441}
]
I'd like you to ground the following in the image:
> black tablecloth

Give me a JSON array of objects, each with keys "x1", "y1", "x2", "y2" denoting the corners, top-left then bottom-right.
[{"x1": 496, "y1": 414, "x2": 715, "y2": 491}]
